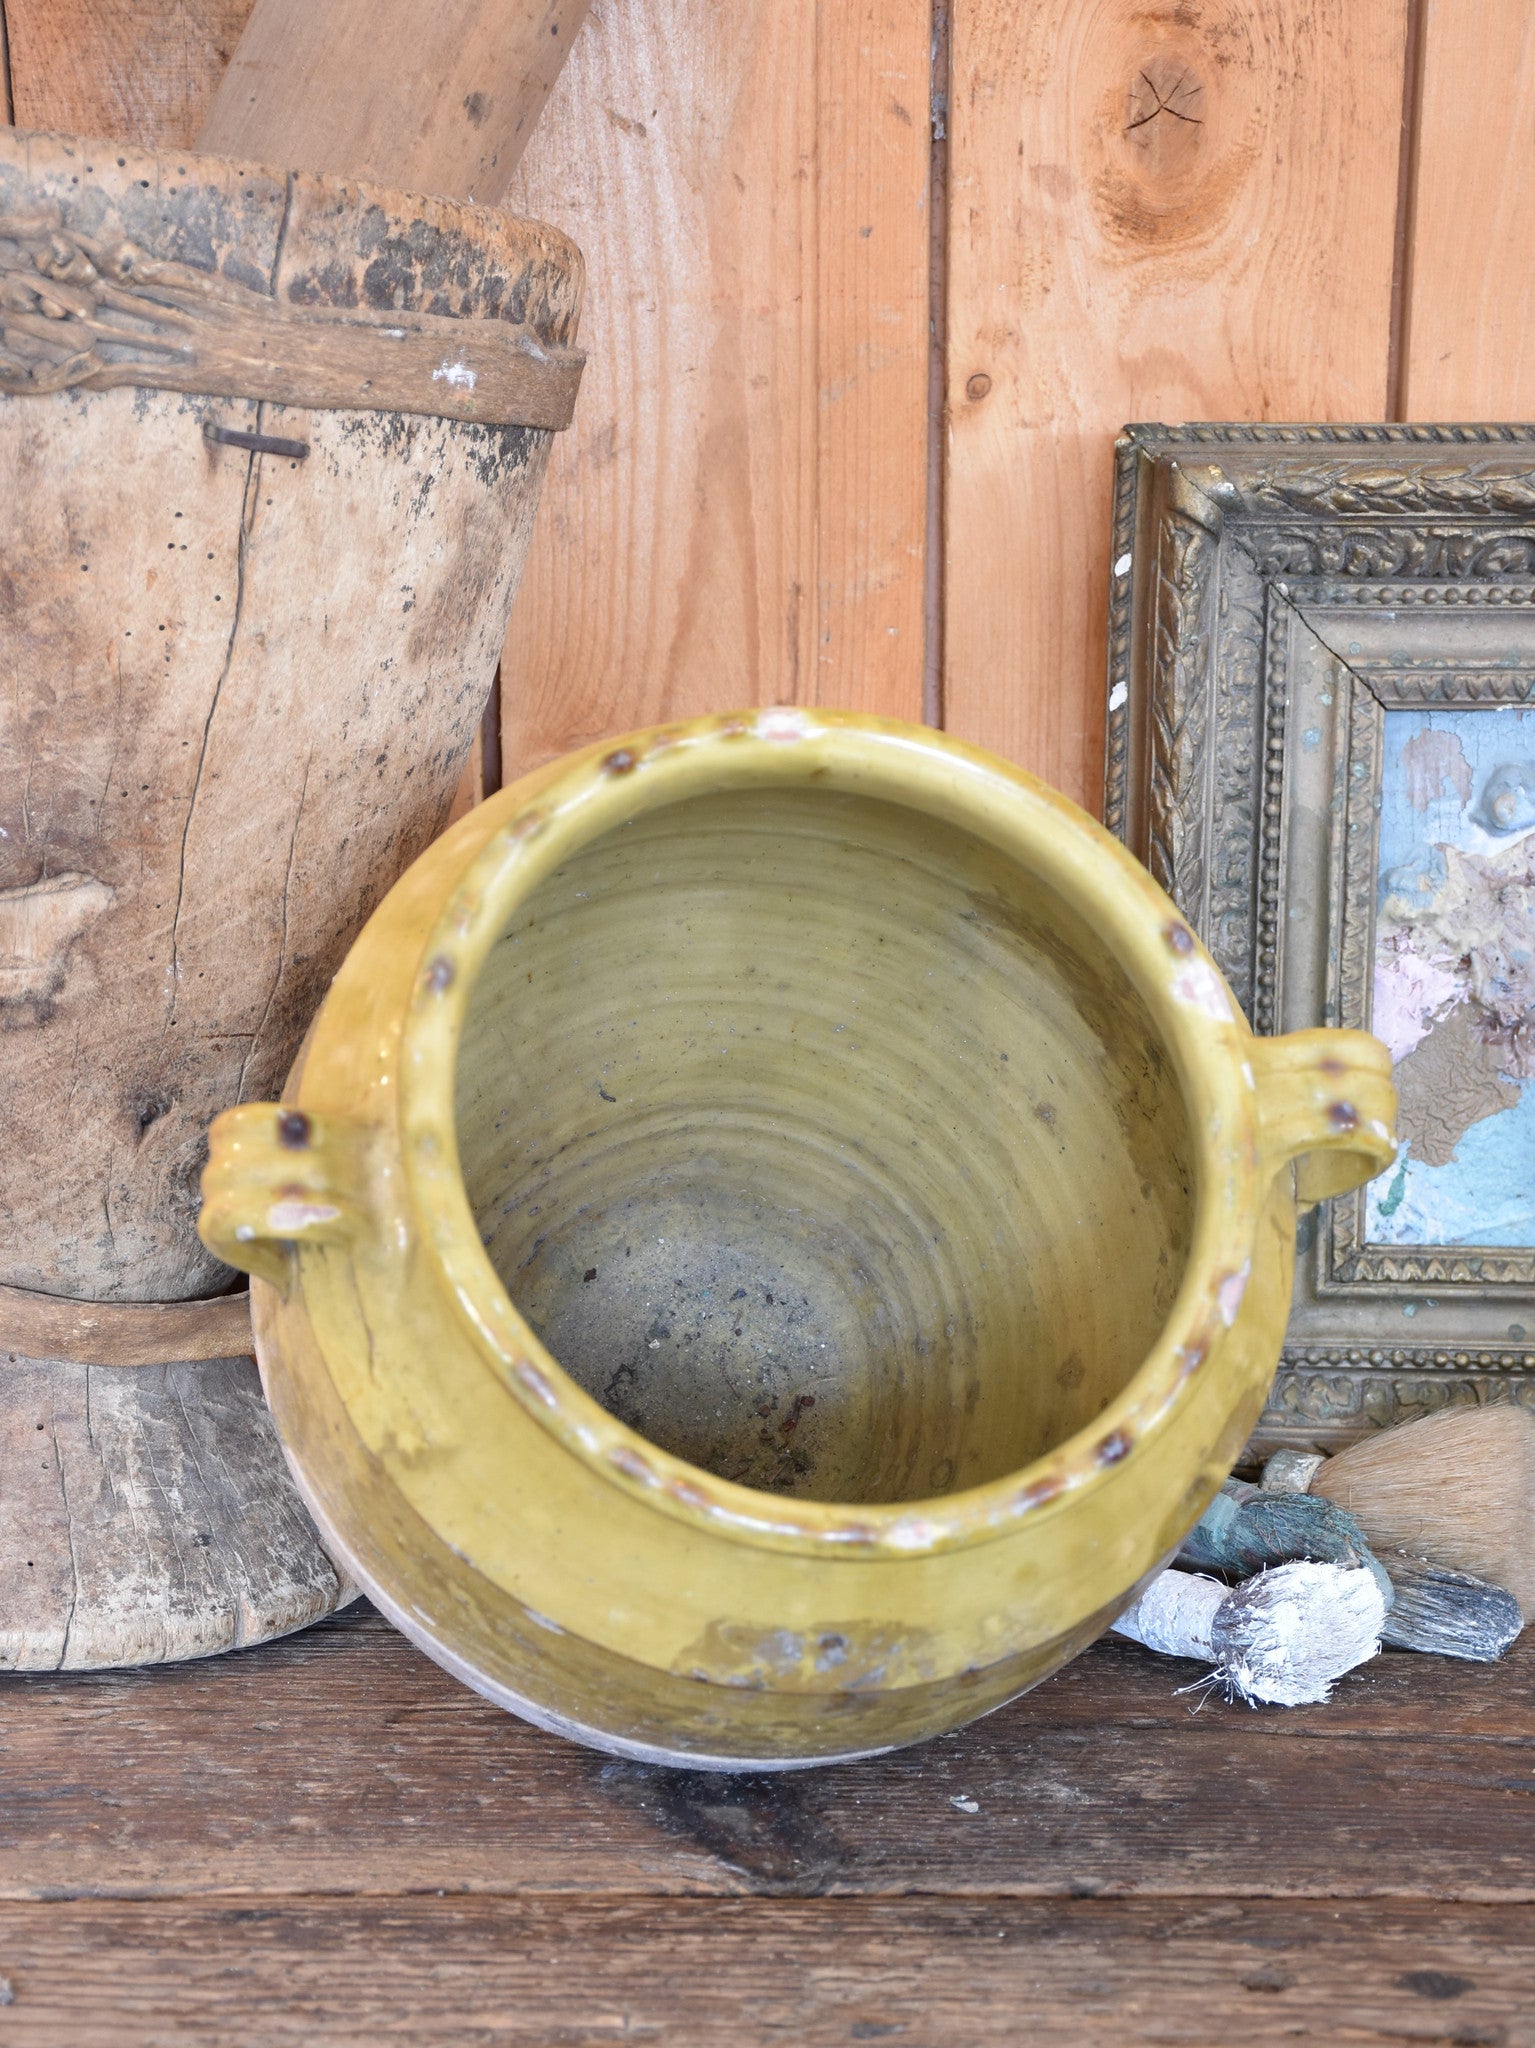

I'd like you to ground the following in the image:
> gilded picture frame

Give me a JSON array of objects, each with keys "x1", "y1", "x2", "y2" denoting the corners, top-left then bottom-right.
[{"x1": 1106, "y1": 424, "x2": 1535, "y2": 1447}]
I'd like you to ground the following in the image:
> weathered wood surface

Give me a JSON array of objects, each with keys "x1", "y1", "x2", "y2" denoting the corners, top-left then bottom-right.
[
  {"x1": 943, "y1": 0, "x2": 1408, "y2": 808},
  {"x1": 0, "y1": 130, "x2": 578, "y2": 1667},
  {"x1": 0, "y1": 131, "x2": 580, "y2": 1304},
  {"x1": 3, "y1": 0, "x2": 251, "y2": 149},
  {"x1": 5, "y1": 1607, "x2": 1535, "y2": 1902},
  {"x1": 2, "y1": 1617, "x2": 1534, "y2": 2043},
  {"x1": 0, "y1": 1355, "x2": 345, "y2": 1672},
  {"x1": 0, "y1": 1281, "x2": 250, "y2": 1365},
  {"x1": 2, "y1": 1895, "x2": 1532, "y2": 2047},
  {"x1": 497, "y1": 0, "x2": 932, "y2": 774},
  {"x1": 0, "y1": 210, "x2": 584, "y2": 426},
  {"x1": 198, "y1": 0, "x2": 592, "y2": 203}
]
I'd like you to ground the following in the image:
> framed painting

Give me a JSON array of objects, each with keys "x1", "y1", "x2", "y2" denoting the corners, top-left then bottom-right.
[{"x1": 1106, "y1": 424, "x2": 1535, "y2": 1447}]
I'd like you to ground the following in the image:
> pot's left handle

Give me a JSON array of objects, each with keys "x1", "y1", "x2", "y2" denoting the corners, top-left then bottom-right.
[
  {"x1": 1251, "y1": 1029, "x2": 1398, "y2": 1208},
  {"x1": 199, "y1": 1104, "x2": 374, "y2": 1292}
]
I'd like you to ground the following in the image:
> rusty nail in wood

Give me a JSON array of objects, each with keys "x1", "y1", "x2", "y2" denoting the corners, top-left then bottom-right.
[{"x1": 204, "y1": 421, "x2": 311, "y2": 461}]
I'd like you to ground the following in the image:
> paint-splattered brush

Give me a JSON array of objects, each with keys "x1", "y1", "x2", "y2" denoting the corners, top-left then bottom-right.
[
  {"x1": 1182, "y1": 1482, "x2": 1522, "y2": 1661},
  {"x1": 1111, "y1": 1561, "x2": 1385, "y2": 1706},
  {"x1": 1262, "y1": 1405, "x2": 1535, "y2": 1617},
  {"x1": 1180, "y1": 1479, "x2": 1387, "y2": 1587},
  {"x1": 1380, "y1": 1557, "x2": 1523, "y2": 1661}
]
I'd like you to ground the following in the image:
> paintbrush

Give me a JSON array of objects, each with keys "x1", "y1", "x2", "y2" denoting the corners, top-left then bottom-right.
[
  {"x1": 1261, "y1": 1404, "x2": 1535, "y2": 1617},
  {"x1": 1382, "y1": 1558, "x2": 1524, "y2": 1661},
  {"x1": 1110, "y1": 1560, "x2": 1384, "y2": 1705},
  {"x1": 1182, "y1": 1481, "x2": 1523, "y2": 1661}
]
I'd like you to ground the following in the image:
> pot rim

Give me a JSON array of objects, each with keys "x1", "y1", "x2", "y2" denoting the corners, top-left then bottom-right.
[{"x1": 397, "y1": 708, "x2": 1262, "y2": 1559}]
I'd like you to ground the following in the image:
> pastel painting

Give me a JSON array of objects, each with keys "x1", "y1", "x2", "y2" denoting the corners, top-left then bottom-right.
[{"x1": 1366, "y1": 704, "x2": 1535, "y2": 1247}]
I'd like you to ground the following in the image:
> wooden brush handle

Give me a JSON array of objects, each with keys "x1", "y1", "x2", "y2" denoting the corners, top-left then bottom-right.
[
  {"x1": 1111, "y1": 1571, "x2": 1226, "y2": 1660},
  {"x1": 197, "y1": 0, "x2": 592, "y2": 202},
  {"x1": 1261, "y1": 1450, "x2": 1328, "y2": 1493}
]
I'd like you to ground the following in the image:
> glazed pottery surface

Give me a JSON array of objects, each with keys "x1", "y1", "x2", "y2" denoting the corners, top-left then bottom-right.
[{"x1": 201, "y1": 711, "x2": 1397, "y2": 1767}]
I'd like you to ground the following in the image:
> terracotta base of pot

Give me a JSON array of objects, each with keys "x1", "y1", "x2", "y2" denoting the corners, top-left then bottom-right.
[{"x1": 0, "y1": 1351, "x2": 355, "y2": 1670}]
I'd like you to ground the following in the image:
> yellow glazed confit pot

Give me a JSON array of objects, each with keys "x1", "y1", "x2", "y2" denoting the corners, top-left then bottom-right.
[{"x1": 199, "y1": 710, "x2": 1396, "y2": 1767}]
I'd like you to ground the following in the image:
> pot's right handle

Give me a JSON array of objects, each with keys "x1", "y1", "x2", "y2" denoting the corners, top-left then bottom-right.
[
  {"x1": 199, "y1": 1103, "x2": 374, "y2": 1292},
  {"x1": 1250, "y1": 1029, "x2": 1398, "y2": 1208}
]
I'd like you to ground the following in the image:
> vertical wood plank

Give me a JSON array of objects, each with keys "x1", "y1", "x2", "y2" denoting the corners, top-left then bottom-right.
[
  {"x1": 943, "y1": 0, "x2": 1407, "y2": 809},
  {"x1": 498, "y1": 0, "x2": 932, "y2": 775},
  {"x1": 197, "y1": 0, "x2": 592, "y2": 201},
  {"x1": 5, "y1": 0, "x2": 253, "y2": 148},
  {"x1": 1400, "y1": 1, "x2": 1535, "y2": 416}
]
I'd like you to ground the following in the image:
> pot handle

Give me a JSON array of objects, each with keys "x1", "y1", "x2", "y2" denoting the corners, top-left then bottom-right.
[
  {"x1": 198, "y1": 1103, "x2": 374, "y2": 1293},
  {"x1": 1250, "y1": 1029, "x2": 1398, "y2": 1208}
]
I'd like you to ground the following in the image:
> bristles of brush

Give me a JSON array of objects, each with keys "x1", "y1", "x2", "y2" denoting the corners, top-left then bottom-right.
[
  {"x1": 1307, "y1": 1406, "x2": 1535, "y2": 1617},
  {"x1": 1211, "y1": 1563, "x2": 1384, "y2": 1706},
  {"x1": 1181, "y1": 1479, "x2": 1389, "y2": 1591},
  {"x1": 1379, "y1": 1554, "x2": 1524, "y2": 1662},
  {"x1": 1185, "y1": 1480, "x2": 1520, "y2": 1659},
  {"x1": 1113, "y1": 1562, "x2": 1384, "y2": 1706}
]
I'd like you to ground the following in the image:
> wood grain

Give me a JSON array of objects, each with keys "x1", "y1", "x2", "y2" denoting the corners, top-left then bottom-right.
[
  {"x1": 0, "y1": 1895, "x2": 1531, "y2": 2047},
  {"x1": 0, "y1": 138, "x2": 575, "y2": 1668},
  {"x1": 0, "y1": 138, "x2": 579, "y2": 1302},
  {"x1": 0, "y1": 1282, "x2": 250, "y2": 1366},
  {"x1": 5, "y1": 1608, "x2": 1535, "y2": 1902},
  {"x1": 496, "y1": 0, "x2": 932, "y2": 776},
  {"x1": 0, "y1": 215, "x2": 584, "y2": 425},
  {"x1": 1400, "y1": 0, "x2": 1535, "y2": 416},
  {"x1": 943, "y1": 0, "x2": 1408, "y2": 808},
  {"x1": 4, "y1": 0, "x2": 252, "y2": 149},
  {"x1": 0, "y1": 1354, "x2": 344, "y2": 1671},
  {"x1": 198, "y1": 0, "x2": 591, "y2": 202}
]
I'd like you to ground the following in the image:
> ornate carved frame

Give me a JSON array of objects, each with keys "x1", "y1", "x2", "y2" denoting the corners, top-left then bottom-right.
[{"x1": 1106, "y1": 425, "x2": 1535, "y2": 1447}]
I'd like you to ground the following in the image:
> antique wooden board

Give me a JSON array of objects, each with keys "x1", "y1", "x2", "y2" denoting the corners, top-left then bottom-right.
[
  {"x1": 5, "y1": 1896, "x2": 1534, "y2": 2046},
  {"x1": 198, "y1": 0, "x2": 592, "y2": 201},
  {"x1": 3, "y1": 1, "x2": 250, "y2": 147},
  {"x1": 1, "y1": 1610, "x2": 1534, "y2": 2043},
  {"x1": 4, "y1": 1606, "x2": 1535, "y2": 1903}
]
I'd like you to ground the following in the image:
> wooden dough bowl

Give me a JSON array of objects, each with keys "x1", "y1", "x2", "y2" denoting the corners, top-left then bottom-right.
[{"x1": 0, "y1": 127, "x2": 583, "y2": 1669}]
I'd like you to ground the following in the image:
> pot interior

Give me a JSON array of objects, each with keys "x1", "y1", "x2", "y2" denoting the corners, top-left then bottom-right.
[{"x1": 456, "y1": 785, "x2": 1195, "y2": 1504}]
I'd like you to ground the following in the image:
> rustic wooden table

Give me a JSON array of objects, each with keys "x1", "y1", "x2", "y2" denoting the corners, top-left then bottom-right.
[{"x1": 0, "y1": 1605, "x2": 1530, "y2": 2044}]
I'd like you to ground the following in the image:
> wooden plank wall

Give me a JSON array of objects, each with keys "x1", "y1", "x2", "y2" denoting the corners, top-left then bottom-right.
[
  {"x1": 943, "y1": 0, "x2": 1407, "y2": 798},
  {"x1": 1, "y1": 0, "x2": 1532, "y2": 812},
  {"x1": 498, "y1": 0, "x2": 933, "y2": 765}
]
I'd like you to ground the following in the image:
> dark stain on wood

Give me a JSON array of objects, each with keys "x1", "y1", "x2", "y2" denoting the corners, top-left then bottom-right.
[
  {"x1": 593, "y1": 1759, "x2": 851, "y2": 1894},
  {"x1": 0, "y1": 1609, "x2": 1534, "y2": 2038}
]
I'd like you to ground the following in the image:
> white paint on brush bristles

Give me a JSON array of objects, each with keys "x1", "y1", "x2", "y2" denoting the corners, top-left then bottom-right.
[{"x1": 1112, "y1": 1561, "x2": 1386, "y2": 1707}]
